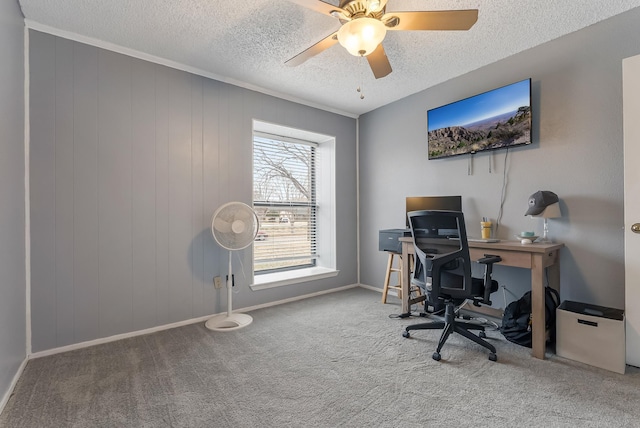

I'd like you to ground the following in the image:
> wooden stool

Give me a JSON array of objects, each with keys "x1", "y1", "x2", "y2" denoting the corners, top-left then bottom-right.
[{"x1": 381, "y1": 252, "x2": 421, "y2": 303}]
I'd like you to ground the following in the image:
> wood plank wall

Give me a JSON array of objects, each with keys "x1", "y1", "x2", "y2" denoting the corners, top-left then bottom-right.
[{"x1": 29, "y1": 30, "x2": 357, "y2": 352}]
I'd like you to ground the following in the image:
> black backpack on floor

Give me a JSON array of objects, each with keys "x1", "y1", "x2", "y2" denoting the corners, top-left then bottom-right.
[{"x1": 500, "y1": 287, "x2": 560, "y2": 348}]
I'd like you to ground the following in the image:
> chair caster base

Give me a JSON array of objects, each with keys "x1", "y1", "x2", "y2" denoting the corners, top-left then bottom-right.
[
  {"x1": 402, "y1": 331, "x2": 410, "y2": 338},
  {"x1": 432, "y1": 352, "x2": 441, "y2": 361},
  {"x1": 489, "y1": 353, "x2": 497, "y2": 362}
]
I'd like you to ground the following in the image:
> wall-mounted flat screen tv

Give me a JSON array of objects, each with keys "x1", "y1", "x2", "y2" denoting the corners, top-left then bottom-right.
[{"x1": 427, "y1": 78, "x2": 532, "y2": 159}]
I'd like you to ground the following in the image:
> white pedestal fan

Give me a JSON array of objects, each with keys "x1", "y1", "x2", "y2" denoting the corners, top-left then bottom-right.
[{"x1": 205, "y1": 201, "x2": 258, "y2": 331}]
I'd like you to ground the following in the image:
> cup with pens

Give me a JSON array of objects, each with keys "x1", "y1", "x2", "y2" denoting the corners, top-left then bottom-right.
[{"x1": 480, "y1": 217, "x2": 492, "y2": 239}]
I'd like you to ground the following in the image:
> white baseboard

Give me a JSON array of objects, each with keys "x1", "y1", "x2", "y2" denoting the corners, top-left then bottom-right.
[
  {"x1": 0, "y1": 357, "x2": 28, "y2": 415},
  {"x1": 458, "y1": 300, "x2": 504, "y2": 320},
  {"x1": 30, "y1": 283, "x2": 360, "y2": 360},
  {"x1": 358, "y1": 283, "x2": 400, "y2": 297},
  {"x1": 358, "y1": 283, "x2": 383, "y2": 293},
  {"x1": 242, "y1": 283, "x2": 359, "y2": 312},
  {"x1": 30, "y1": 316, "x2": 215, "y2": 359}
]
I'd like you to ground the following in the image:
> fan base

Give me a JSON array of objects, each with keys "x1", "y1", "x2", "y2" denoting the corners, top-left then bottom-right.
[{"x1": 205, "y1": 313, "x2": 253, "y2": 331}]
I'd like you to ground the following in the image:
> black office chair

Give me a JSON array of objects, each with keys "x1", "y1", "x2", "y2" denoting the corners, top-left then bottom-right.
[{"x1": 402, "y1": 210, "x2": 502, "y2": 361}]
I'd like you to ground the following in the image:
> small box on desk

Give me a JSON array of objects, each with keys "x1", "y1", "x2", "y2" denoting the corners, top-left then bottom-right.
[
  {"x1": 556, "y1": 301, "x2": 625, "y2": 374},
  {"x1": 378, "y1": 229, "x2": 411, "y2": 253}
]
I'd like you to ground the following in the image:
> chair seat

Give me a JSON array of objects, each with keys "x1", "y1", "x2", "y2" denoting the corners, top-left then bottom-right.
[{"x1": 430, "y1": 271, "x2": 498, "y2": 301}]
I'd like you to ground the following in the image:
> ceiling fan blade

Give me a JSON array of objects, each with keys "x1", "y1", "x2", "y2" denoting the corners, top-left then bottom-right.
[
  {"x1": 285, "y1": 32, "x2": 339, "y2": 67},
  {"x1": 384, "y1": 10, "x2": 478, "y2": 31},
  {"x1": 366, "y1": 44, "x2": 392, "y2": 79},
  {"x1": 288, "y1": 0, "x2": 347, "y2": 18}
]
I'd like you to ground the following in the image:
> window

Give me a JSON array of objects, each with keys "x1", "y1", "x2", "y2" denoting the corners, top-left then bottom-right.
[
  {"x1": 251, "y1": 121, "x2": 337, "y2": 289},
  {"x1": 253, "y1": 134, "x2": 317, "y2": 273}
]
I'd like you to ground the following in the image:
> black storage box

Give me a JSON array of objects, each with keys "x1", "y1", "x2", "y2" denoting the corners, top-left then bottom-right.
[{"x1": 378, "y1": 229, "x2": 411, "y2": 253}]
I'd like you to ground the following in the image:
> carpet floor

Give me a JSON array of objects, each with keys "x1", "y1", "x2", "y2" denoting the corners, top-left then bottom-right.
[{"x1": 1, "y1": 287, "x2": 639, "y2": 427}]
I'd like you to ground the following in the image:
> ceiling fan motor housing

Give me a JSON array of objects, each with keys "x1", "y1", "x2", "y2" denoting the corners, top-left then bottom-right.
[{"x1": 337, "y1": 0, "x2": 386, "y2": 22}]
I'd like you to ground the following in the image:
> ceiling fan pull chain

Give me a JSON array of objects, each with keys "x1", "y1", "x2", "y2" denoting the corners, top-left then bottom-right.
[{"x1": 357, "y1": 55, "x2": 365, "y2": 99}]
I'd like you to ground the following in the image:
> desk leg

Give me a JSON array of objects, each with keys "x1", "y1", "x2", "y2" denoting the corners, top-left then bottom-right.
[
  {"x1": 547, "y1": 258, "x2": 561, "y2": 293},
  {"x1": 531, "y1": 253, "x2": 546, "y2": 359},
  {"x1": 401, "y1": 242, "x2": 411, "y2": 315}
]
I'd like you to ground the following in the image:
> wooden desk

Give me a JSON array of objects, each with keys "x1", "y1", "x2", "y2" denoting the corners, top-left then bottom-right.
[{"x1": 399, "y1": 237, "x2": 564, "y2": 360}]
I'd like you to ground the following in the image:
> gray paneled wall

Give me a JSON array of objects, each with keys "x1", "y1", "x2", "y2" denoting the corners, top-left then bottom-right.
[
  {"x1": 0, "y1": 0, "x2": 26, "y2": 403},
  {"x1": 359, "y1": 8, "x2": 640, "y2": 310},
  {"x1": 29, "y1": 30, "x2": 357, "y2": 352}
]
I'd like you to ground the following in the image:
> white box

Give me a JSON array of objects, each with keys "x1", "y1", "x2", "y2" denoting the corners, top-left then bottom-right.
[{"x1": 556, "y1": 301, "x2": 625, "y2": 374}]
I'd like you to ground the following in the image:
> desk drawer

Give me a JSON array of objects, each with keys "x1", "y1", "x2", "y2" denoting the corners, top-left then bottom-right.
[{"x1": 469, "y1": 248, "x2": 531, "y2": 268}]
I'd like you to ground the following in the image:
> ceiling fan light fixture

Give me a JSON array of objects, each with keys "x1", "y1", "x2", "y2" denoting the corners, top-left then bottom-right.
[{"x1": 337, "y1": 17, "x2": 387, "y2": 56}]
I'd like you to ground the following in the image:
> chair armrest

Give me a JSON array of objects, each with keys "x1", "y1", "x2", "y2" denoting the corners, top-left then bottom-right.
[
  {"x1": 476, "y1": 254, "x2": 502, "y2": 305},
  {"x1": 477, "y1": 254, "x2": 502, "y2": 265}
]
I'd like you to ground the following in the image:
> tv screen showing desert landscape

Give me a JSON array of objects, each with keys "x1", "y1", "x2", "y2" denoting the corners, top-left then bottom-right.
[{"x1": 427, "y1": 79, "x2": 531, "y2": 159}]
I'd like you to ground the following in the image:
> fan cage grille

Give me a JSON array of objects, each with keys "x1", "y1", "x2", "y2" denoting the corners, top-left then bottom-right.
[{"x1": 211, "y1": 202, "x2": 259, "y2": 251}]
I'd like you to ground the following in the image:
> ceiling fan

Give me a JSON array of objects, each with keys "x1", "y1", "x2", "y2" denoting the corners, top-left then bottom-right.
[{"x1": 286, "y1": 0, "x2": 478, "y2": 79}]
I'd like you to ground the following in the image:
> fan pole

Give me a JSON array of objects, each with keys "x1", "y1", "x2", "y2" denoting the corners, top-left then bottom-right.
[
  {"x1": 204, "y1": 249, "x2": 253, "y2": 331},
  {"x1": 227, "y1": 251, "x2": 233, "y2": 317}
]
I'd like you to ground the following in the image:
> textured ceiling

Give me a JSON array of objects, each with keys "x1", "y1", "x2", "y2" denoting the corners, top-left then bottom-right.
[{"x1": 18, "y1": 0, "x2": 640, "y2": 117}]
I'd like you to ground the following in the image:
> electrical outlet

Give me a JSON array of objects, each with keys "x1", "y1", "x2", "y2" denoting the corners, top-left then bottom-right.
[{"x1": 213, "y1": 276, "x2": 222, "y2": 289}]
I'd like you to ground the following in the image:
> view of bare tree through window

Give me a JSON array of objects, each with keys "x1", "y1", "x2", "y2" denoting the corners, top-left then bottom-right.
[{"x1": 253, "y1": 135, "x2": 317, "y2": 273}]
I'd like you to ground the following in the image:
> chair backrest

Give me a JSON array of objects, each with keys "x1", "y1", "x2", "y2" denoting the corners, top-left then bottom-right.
[{"x1": 407, "y1": 210, "x2": 475, "y2": 301}]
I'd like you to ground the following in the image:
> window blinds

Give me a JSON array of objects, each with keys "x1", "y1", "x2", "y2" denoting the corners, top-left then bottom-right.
[{"x1": 253, "y1": 135, "x2": 318, "y2": 273}]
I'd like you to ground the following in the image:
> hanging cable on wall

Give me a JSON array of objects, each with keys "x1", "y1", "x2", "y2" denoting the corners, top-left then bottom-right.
[{"x1": 495, "y1": 148, "x2": 510, "y2": 235}]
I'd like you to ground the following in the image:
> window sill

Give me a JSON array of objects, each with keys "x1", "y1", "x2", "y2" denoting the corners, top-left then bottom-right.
[{"x1": 251, "y1": 267, "x2": 339, "y2": 291}]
